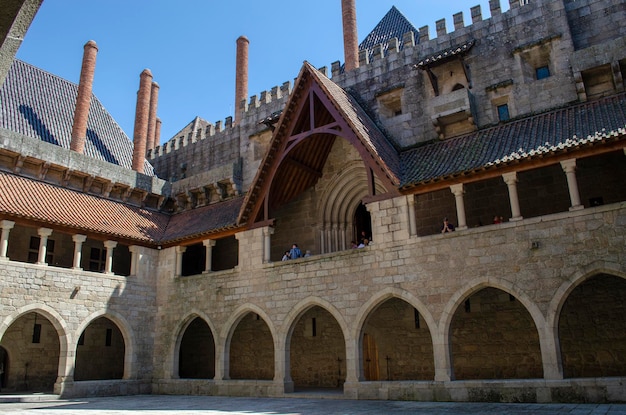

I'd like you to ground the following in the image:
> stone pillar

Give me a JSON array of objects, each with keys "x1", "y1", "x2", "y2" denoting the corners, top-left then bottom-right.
[
  {"x1": 103, "y1": 240, "x2": 117, "y2": 274},
  {"x1": 332, "y1": 223, "x2": 339, "y2": 252},
  {"x1": 560, "y1": 159, "x2": 583, "y2": 210},
  {"x1": 450, "y1": 184, "x2": 468, "y2": 230},
  {"x1": 128, "y1": 245, "x2": 139, "y2": 276},
  {"x1": 341, "y1": 0, "x2": 359, "y2": 71},
  {"x1": 70, "y1": 40, "x2": 98, "y2": 154},
  {"x1": 175, "y1": 246, "x2": 186, "y2": 277},
  {"x1": 340, "y1": 223, "x2": 347, "y2": 251},
  {"x1": 263, "y1": 227, "x2": 273, "y2": 263},
  {"x1": 407, "y1": 196, "x2": 417, "y2": 237},
  {"x1": 0, "y1": 220, "x2": 15, "y2": 259},
  {"x1": 36, "y1": 227, "x2": 53, "y2": 265},
  {"x1": 203, "y1": 239, "x2": 216, "y2": 273},
  {"x1": 540, "y1": 323, "x2": 564, "y2": 380},
  {"x1": 132, "y1": 69, "x2": 153, "y2": 173},
  {"x1": 502, "y1": 172, "x2": 523, "y2": 221},
  {"x1": 71, "y1": 234, "x2": 87, "y2": 269},
  {"x1": 433, "y1": 331, "x2": 453, "y2": 381},
  {"x1": 320, "y1": 226, "x2": 326, "y2": 254}
]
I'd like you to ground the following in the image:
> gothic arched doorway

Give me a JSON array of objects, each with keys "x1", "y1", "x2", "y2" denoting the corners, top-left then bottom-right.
[{"x1": 354, "y1": 203, "x2": 372, "y2": 246}]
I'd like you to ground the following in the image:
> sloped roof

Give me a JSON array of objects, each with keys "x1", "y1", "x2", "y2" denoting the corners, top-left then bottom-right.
[
  {"x1": 359, "y1": 6, "x2": 419, "y2": 60},
  {"x1": 238, "y1": 62, "x2": 401, "y2": 225},
  {"x1": 0, "y1": 170, "x2": 167, "y2": 243},
  {"x1": 400, "y1": 93, "x2": 626, "y2": 188},
  {"x1": 0, "y1": 60, "x2": 155, "y2": 175},
  {"x1": 161, "y1": 196, "x2": 244, "y2": 244}
]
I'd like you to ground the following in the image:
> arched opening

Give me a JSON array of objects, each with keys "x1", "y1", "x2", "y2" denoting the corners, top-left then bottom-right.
[
  {"x1": 361, "y1": 298, "x2": 434, "y2": 381},
  {"x1": 559, "y1": 274, "x2": 626, "y2": 378},
  {"x1": 74, "y1": 317, "x2": 125, "y2": 381},
  {"x1": 289, "y1": 306, "x2": 346, "y2": 390},
  {"x1": 178, "y1": 317, "x2": 215, "y2": 379},
  {"x1": 229, "y1": 312, "x2": 274, "y2": 380},
  {"x1": 0, "y1": 312, "x2": 60, "y2": 392},
  {"x1": 0, "y1": 346, "x2": 7, "y2": 390},
  {"x1": 450, "y1": 287, "x2": 542, "y2": 380},
  {"x1": 353, "y1": 203, "x2": 372, "y2": 246}
]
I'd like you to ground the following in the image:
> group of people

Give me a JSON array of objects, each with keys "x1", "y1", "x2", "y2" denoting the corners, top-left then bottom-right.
[
  {"x1": 351, "y1": 231, "x2": 371, "y2": 249},
  {"x1": 281, "y1": 243, "x2": 311, "y2": 261}
]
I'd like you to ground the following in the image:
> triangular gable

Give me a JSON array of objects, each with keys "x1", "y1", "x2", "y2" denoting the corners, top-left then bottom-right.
[{"x1": 238, "y1": 62, "x2": 400, "y2": 226}]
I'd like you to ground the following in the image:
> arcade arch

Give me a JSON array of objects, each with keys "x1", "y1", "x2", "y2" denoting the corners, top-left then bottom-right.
[{"x1": 74, "y1": 316, "x2": 125, "y2": 381}]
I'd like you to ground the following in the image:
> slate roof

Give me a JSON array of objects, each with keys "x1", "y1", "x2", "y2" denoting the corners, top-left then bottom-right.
[
  {"x1": 400, "y1": 93, "x2": 626, "y2": 188},
  {"x1": 161, "y1": 196, "x2": 244, "y2": 244},
  {"x1": 0, "y1": 60, "x2": 155, "y2": 175},
  {"x1": 359, "y1": 6, "x2": 419, "y2": 61},
  {"x1": 0, "y1": 170, "x2": 167, "y2": 243}
]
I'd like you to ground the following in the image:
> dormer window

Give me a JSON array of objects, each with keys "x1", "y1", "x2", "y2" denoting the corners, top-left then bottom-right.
[
  {"x1": 376, "y1": 87, "x2": 403, "y2": 118},
  {"x1": 513, "y1": 35, "x2": 560, "y2": 84}
]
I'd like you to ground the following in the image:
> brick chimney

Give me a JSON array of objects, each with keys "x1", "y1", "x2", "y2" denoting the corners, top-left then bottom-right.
[
  {"x1": 132, "y1": 69, "x2": 153, "y2": 173},
  {"x1": 146, "y1": 81, "x2": 160, "y2": 151},
  {"x1": 70, "y1": 40, "x2": 98, "y2": 153},
  {"x1": 234, "y1": 35, "x2": 249, "y2": 124},
  {"x1": 342, "y1": 0, "x2": 359, "y2": 72},
  {"x1": 155, "y1": 118, "x2": 162, "y2": 149}
]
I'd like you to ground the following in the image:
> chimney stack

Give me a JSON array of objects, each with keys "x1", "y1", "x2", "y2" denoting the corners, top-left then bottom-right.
[
  {"x1": 146, "y1": 81, "x2": 160, "y2": 151},
  {"x1": 132, "y1": 69, "x2": 153, "y2": 173},
  {"x1": 234, "y1": 35, "x2": 249, "y2": 124},
  {"x1": 342, "y1": 0, "x2": 359, "y2": 72},
  {"x1": 70, "y1": 40, "x2": 98, "y2": 153}
]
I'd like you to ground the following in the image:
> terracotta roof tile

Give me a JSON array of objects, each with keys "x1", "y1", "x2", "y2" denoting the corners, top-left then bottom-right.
[
  {"x1": 400, "y1": 93, "x2": 626, "y2": 187},
  {"x1": 0, "y1": 170, "x2": 167, "y2": 242},
  {"x1": 161, "y1": 197, "x2": 243, "y2": 243}
]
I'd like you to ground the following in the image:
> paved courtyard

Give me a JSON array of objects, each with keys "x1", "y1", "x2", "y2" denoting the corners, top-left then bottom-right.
[{"x1": 1, "y1": 395, "x2": 626, "y2": 415}]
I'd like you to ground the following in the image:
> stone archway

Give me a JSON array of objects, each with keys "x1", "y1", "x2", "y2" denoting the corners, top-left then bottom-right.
[
  {"x1": 178, "y1": 317, "x2": 215, "y2": 379},
  {"x1": 74, "y1": 317, "x2": 124, "y2": 381},
  {"x1": 450, "y1": 287, "x2": 543, "y2": 380},
  {"x1": 229, "y1": 312, "x2": 274, "y2": 380},
  {"x1": 559, "y1": 273, "x2": 626, "y2": 378}
]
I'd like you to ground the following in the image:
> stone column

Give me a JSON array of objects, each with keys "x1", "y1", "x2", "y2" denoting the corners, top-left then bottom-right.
[
  {"x1": 203, "y1": 239, "x2": 216, "y2": 273},
  {"x1": 450, "y1": 184, "x2": 468, "y2": 230},
  {"x1": 560, "y1": 159, "x2": 583, "y2": 210},
  {"x1": 340, "y1": 222, "x2": 347, "y2": 251},
  {"x1": 407, "y1": 196, "x2": 417, "y2": 237},
  {"x1": 433, "y1": 331, "x2": 453, "y2": 381},
  {"x1": 71, "y1": 234, "x2": 87, "y2": 269},
  {"x1": 103, "y1": 240, "x2": 117, "y2": 274},
  {"x1": 128, "y1": 245, "x2": 139, "y2": 276},
  {"x1": 320, "y1": 225, "x2": 326, "y2": 254},
  {"x1": 332, "y1": 223, "x2": 339, "y2": 252},
  {"x1": 502, "y1": 172, "x2": 523, "y2": 221},
  {"x1": 540, "y1": 323, "x2": 564, "y2": 380},
  {"x1": 0, "y1": 220, "x2": 15, "y2": 259},
  {"x1": 37, "y1": 227, "x2": 53, "y2": 265},
  {"x1": 175, "y1": 246, "x2": 187, "y2": 277},
  {"x1": 262, "y1": 227, "x2": 273, "y2": 263}
]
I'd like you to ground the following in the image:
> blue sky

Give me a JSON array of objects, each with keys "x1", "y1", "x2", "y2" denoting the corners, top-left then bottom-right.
[{"x1": 17, "y1": 1, "x2": 506, "y2": 145}]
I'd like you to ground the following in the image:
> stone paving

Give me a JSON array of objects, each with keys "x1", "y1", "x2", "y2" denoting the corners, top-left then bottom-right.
[{"x1": 1, "y1": 395, "x2": 626, "y2": 415}]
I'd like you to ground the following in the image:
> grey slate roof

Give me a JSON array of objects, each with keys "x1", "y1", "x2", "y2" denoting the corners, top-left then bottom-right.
[
  {"x1": 0, "y1": 59, "x2": 155, "y2": 175},
  {"x1": 400, "y1": 93, "x2": 626, "y2": 188},
  {"x1": 359, "y1": 6, "x2": 419, "y2": 61}
]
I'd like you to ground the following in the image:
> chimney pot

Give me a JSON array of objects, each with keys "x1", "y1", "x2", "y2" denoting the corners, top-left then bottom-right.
[{"x1": 70, "y1": 40, "x2": 98, "y2": 154}]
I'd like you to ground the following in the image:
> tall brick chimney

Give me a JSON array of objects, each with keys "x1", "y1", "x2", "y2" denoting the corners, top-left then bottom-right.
[
  {"x1": 155, "y1": 118, "x2": 162, "y2": 149},
  {"x1": 146, "y1": 81, "x2": 160, "y2": 152},
  {"x1": 131, "y1": 69, "x2": 153, "y2": 173},
  {"x1": 342, "y1": 0, "x2": 359, "y2": 72},
  {"x1": 70, "y1": 40, "x2": 98, "y2": 153},
  {"x1": 234, "y1": 35, "x2": 249, "y2": 124}
]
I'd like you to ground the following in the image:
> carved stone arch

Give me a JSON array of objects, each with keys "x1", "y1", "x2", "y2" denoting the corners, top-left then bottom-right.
[
  {"x1": 352, "y1": 288, "x2": 438, "y2": 381},
  {"x1": 0, "y1": 304, "x2": 69, "y2": 388},
  {"x1": 281, "y1": 297, "x2": 350, "y2": 385},
  {"x1": 439, "y1": 277, "x2": 545, "y2": 381},
  {"x1": 170, "y1": 311, "x2": 217, "y2": 379},
  {"x1": 318, "y1": 161, "x2": 385, "y2": 252},
  {"x1": 220, "y1": 303, "x2": 276, "y2": 380},
  {"x1": 75, "y1": 310, "x2": 136, "y2": 379}
]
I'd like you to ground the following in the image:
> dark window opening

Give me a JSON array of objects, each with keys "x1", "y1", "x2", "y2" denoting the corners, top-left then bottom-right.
[
  {"x1": 354, "y1": 203, "x2": 372, "y2": 245},
  {"x1": 181, "y1": 243, "x2": 205, "y2": 276},
  {"x1": 464, "y1": 299, "x2": 471, "y2": 313},
  {"x1": 28, "y1": 236, "x2": 54, "y2": 264},
  {"x1": 78, "y1": 332, "x2": 85, "y2": 346},
  {"x1": 312, "y1": 318, "x2": 317, "y2": 337},
  {"x1": 414, "y1": 308, "x2": 421, "y2": 329},
  {"x1": 105, "y1": 328, "x2": 112, "y2": 347},
  {"x1": 536, "y1": 65, "x2": 550, "y2": 80},
  {"x1": 589, "y1": 197, "x2": 604, "y2": 207},
  {"x1": 497, "y1": 104, "x2": 510, "y2": 121},
  {"x1": 89, "y1": 247, "x2": 106, "y2": 272},
  {"x1": 32, "y1": 323, "x2": 41, "y2": 343}
]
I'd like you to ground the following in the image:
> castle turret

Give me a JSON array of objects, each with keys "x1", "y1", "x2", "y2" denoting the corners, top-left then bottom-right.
[
  {"x1": 131, "y1": 69, "x2": 153, "y2": 173},
  {"x1": 342, "y1": 0, "x2": 359, "y2": 71},
  {"x1": 235, "y1": 35, "x2": 249, "y2": 124},
  {"x1": 70, "y1": 40, "x2": 98, "y2": 153}
]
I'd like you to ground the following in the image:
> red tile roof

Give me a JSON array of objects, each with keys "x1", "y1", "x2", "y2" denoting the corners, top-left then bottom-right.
[{"x1": 0, "y1": 170, "x2": 167, "y2": 243}]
